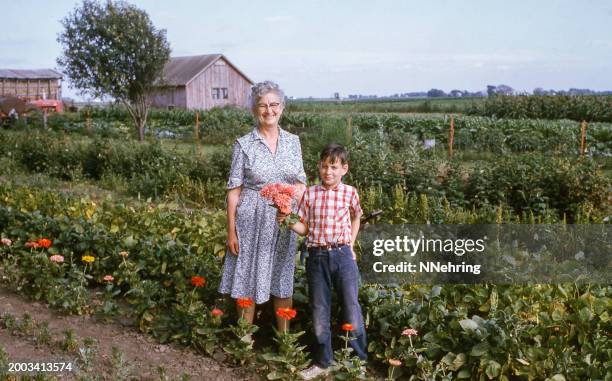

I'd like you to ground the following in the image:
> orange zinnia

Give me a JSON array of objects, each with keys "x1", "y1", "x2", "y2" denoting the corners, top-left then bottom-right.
[
  {"x1": 191, "y1": 276, "x2": 205, "y2": 287},
  {"x1": 236, "y1": 298, "x2": 254, "y2": 308},
  {"x1": 275, "y1": 307, "x2": 297, "y2": 320},
  {"x1": 342, "y1": 323, "x2": 354, "y2": 331},
  {"x1": 37, "y1": 238, "x2": 52, "y2": 248}
]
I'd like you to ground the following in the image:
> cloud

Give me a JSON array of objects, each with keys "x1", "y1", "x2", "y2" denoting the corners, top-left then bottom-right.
[
  {"x1": 264, "y1": 15, "x2": 293, "y2": 23},
  {"x1": 0, "y1": 57, "x2": 27, "y2": 66}
]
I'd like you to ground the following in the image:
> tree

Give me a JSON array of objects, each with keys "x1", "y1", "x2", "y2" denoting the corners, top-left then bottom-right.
[
  {"x1": 495, "y1": 84, "x2": 514, "y2": 96},
  {"x1": 487, "y1": 85, "x2": 497, "y2": 97},
  {"x1": 57, "y1": 0, "x2": 171, "y2": 141},
  {"x1": 427, "y1": 88, "x2": 447, "y2": 98}
]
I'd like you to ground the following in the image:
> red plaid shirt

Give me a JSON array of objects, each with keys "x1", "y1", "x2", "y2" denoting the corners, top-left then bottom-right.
[{"x1": 297, "y1": 183, "x2": 363, "y2": 247}]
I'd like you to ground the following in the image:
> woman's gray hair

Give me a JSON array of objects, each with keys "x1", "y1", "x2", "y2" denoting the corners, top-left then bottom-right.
[{"x1": 250, "y1": 81, "x2": 285, "y2": 109}]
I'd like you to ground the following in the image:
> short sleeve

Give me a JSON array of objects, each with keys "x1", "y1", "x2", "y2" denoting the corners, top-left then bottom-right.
[
  {"x1": 350, "y1": 188, "x2": 363, "y2": 216},
  {"x1": 295, "y1": 136, "x2": 307, "y2": 184},
  {"x1": 227, "y1": 141, "x2": 244, "y2": 189},
  {"x1": 297, "y1": 191, "x2": 309, "y2": 223}
]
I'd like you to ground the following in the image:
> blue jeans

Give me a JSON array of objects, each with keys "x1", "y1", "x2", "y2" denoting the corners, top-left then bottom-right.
[{"x1": 306, "y1": 245, "x2": 367, "y2": 368}]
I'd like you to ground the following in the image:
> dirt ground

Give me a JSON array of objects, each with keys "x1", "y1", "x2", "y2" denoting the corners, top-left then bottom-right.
[{"x1": 0, "y1": 286, "x2": 260, "y2": 381}]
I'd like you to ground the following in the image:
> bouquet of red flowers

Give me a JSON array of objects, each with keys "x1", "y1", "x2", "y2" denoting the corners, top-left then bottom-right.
[{"x1": 260, "y1": 183, "x2": 300, "y2": 227}]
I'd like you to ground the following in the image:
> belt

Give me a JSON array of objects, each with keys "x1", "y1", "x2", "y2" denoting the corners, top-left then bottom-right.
[{"x1": 308, "y1": 242, "x2": 348, "y2": 251}]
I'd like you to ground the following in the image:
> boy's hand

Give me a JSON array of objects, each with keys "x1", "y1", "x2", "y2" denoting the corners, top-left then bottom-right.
[
  {"x1": 350, "y1": 244, "x2": 356, "y2": 260},
  {"x1": 276, "y1": 210, "x2": 289, "y2": 224}
]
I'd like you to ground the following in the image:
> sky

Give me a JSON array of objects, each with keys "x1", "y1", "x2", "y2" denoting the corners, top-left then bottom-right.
[{"x1": 2, "y1": 0, "x2": 611, "y2": 100}]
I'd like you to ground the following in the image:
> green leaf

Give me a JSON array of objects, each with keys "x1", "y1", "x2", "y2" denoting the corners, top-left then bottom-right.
[
  {"x1": 452, "y1": 353, "x2": 467, "y2": 371},
  {"x1": 266, "y1": 371, "x2": 285, "y2": 380},
  {"x1": 485, "y1": 360, "x2": 501, "y2": 379},
  {"x1": 470, "y1": 342, "x2": 489, "y2": 357},
  {"x1": 457, "y1": 369, "x2": 471, "y2": 379},
  {"x1": 548, "y1": 375, "x2": 566, "y2": 381},
  {"x1": 578, "y1": 307, "x2": 592, "y2": 322}
]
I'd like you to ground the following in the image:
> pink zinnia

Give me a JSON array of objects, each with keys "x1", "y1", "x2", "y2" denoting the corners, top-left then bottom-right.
[
  {"x1": 273, "y1": 193, "x2": 293, "y2": 214},
  {"x1": 402, "y1": 328, "x2": 418, "y2": 337},
  {"x1": 1, "y1": 238, "x2": 12, "y2": 246},
  {"x1": 103, "y1": 275, "x2": 114, "y2": 282},
  {"x1": 25, "y1": 242, "x2": 40, "y2": 249},
  {"x1": 49, "y1": 255, "x2": 64, "y2": 263},
  {"x1": 388, "y1": 359, "x2": 401, "y2": 367},
  {"x1": 260, "y1": 184, "x2": 279, "y2": 199}
]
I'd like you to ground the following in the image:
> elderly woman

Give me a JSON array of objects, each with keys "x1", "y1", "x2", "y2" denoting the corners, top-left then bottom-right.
[{"x1": 218, "y1": 81, "x2": 306, "y2": 331}]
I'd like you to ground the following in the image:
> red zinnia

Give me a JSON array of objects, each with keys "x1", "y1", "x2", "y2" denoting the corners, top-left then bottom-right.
[
  {"x1": 236, "y1": 298, "x2": 254, "y2": 308},
  {"x1": 37, "y1": 238, "x2": 52, "y2": 248},
  {"x1": 342, "y1": 323, "x2": 354, "y2": 331},
  {"x1": 275, "y1": 307, "x2": 297, "y2": 320},
  {"x1": 191, "y1": 276, "x2": 205, "y2": 287},
  {"x1": 211, "y1": 308, "x2": 224, "y2": 317}
]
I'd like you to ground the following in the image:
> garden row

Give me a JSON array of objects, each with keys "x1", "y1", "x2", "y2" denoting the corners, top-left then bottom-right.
[
  {"x1": 474, "y1": 95, "x2": 612, "y2": 123},
  {"x1": 14, "y1": 107, "x2": 612, "y2": 156},
  {"x1": 1, "y1": 129, "x2": 609, "y2": 221},
  {"x1": 0, "y1": 185, "x2": 609, "y2": 380},
  {"x1": 288, "y1": 95, "x2": 612, "y2": 123}
]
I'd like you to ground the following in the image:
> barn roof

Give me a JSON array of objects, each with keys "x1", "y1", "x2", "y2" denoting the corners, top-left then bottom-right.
[
  {"x1": 0, "y1": 69, "x2": 63, "y2": 80},
  {"x1": 161, "y1": 54, "x2": 253, "y2": 86}
]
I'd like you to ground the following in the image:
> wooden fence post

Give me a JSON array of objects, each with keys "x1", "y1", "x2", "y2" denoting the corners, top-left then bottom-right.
[
  {"x1": 195, "y1": 111, "x2": 200, "y2": 142},
  {"x1": 347, "y1": 116, "x2": 352, "y2": 142},
  {"x1": 86, "y1": 108, "x2": 92, "y2": 135},
  {"x1": 580, "y1": 120, "x2": 587, "y2": 156},
  {"x1": 448, "y1": 115, "x2": 455, "y2": 158}
]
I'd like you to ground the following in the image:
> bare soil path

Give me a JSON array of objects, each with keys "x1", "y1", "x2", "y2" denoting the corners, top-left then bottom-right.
[{"x1": 0, "y1": 286, "x2": 259, "y2": 381}]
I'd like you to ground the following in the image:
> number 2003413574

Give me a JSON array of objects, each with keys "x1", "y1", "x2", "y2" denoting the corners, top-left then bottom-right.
[{"x1": 8, "y1": 362, "x2": 73, "y2": 373}]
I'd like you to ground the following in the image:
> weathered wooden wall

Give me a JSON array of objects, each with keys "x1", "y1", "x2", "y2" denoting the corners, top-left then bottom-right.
[
  {"x1": 185, "y1": 58, "x2": 252, "y2": 110},
  {"x1": 150, "y1": 87, "x2": 187, "y2": 109},
  {"x1": 0, "y1": 78, "x2": 61, "y2": 101}
]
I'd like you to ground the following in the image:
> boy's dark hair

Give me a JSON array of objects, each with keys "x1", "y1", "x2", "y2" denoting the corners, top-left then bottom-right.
[{"x1": 320, "y1": 143, "x2": 348, "y2": 165}]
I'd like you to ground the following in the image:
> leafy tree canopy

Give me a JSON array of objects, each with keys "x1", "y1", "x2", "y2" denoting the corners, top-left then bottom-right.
[{"x1": 57, "y1": 0, "x2": 171, "y2": 140}]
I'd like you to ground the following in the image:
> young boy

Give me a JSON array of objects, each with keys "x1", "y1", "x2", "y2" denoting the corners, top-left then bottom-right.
[{"x1": 282, "y1": 143, "x2": 367, "y2": 380}]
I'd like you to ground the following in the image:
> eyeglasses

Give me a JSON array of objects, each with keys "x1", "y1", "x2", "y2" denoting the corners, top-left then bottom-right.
[{"x1": 257, "y1": 102, "x2": 281, "y2": 111}]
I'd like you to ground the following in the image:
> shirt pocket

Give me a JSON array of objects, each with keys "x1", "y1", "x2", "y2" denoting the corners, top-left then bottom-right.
[{"x1": 335, "y1": 205, "x2": 350, "y2": 222}]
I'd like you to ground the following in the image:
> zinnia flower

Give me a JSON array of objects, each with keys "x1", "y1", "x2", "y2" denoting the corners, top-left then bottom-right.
[
  {"x1": 36, "y1": 238, "x2": 52, "y2": 248},
  {"x1": 342, "y1": 323, "x2": 354, "y2": 331},
  {"x1": 211, "y1": 308, "x2": 224, "y2": 317},
  {"x1": 191, "y1": 276, "x2": 205, "y2": 287},
  {"x1": 402, "y1": 328, "x2": 418, "y2": 337},
  {"x1": 49, "y1": 255, "x2": 64, "y2": 263},
  {"x1": 273, "y1": 193, "x2": 293, "y2": 214},
  {"x1": 1, "y1": 238, "x2": 12, "y2": 246},
  {"x1": 25, "y1": 242, "x2": 40, "y2": 249},
  {"x1": 388, "y1": 359, "x2": 401, "y2": 367},
  {"x1": 275, "y1": 307, "x2": 297, "y2": 320},
  {"x1": 236, "y1": 298, "x2": 254, "y2": 308},
  {"x1": 103, "y1": 275, "x2": 114, "y2": 282},
  {"x1": 81, "y1": 255, "x2": 95, "y2": 263},
  {"x1": 260, "y1": 183, "x2": 296, "y2": 213},
  {"x1": 119, "y1": 251, "x2": 129, "y2": 258}
]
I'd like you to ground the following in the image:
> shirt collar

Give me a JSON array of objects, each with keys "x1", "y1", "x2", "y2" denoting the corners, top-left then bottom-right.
[
  {"x1": 318, "y1": 182, "x2": 344, "y2": 191},
  {"x1": 250, "y1": 126, "x2": 285, "y2": 142}
]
